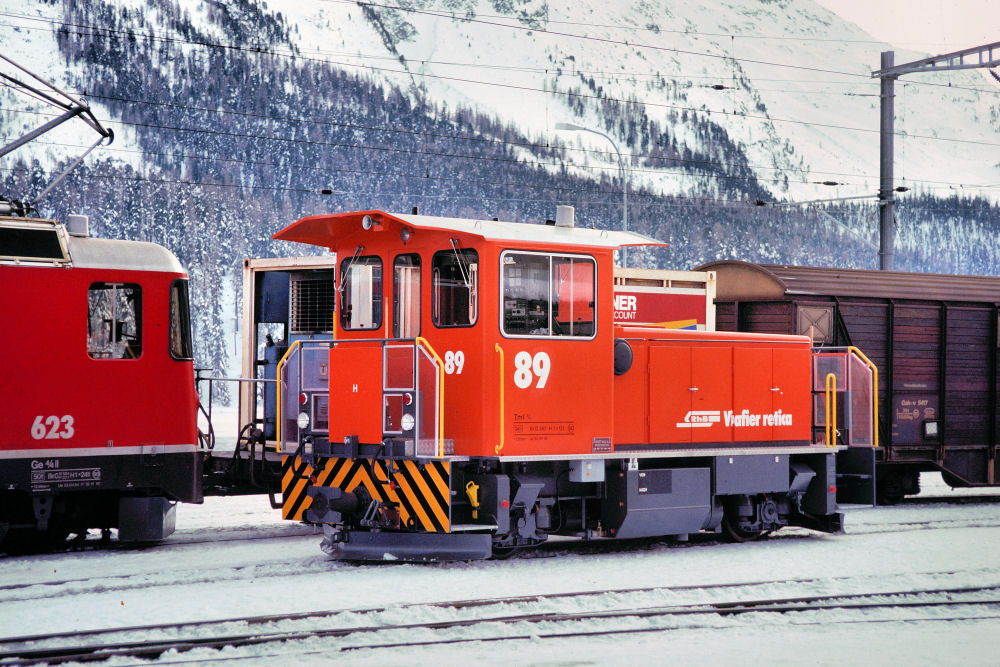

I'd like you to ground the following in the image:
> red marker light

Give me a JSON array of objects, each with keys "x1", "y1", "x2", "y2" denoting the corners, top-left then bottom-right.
[
  {"x1": 299, "y1": 393, "x2": 308, "y2": 405},
  {"x1": 500, "y1": 499, "x2": 510, "y2": 508},
  {"x1": 829, "y1": 485, "x2": 837, "y2": 493},
  {"x1": 403, "y1": 393, "x2": 413, "y2": 406}
]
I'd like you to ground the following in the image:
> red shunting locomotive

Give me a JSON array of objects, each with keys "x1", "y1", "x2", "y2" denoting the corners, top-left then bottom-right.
[
  {"x1": 0, "y1": 215, "x2": 201, "y2": 549},
  {"x1": 272, "y1": 207, "x2": 877, "y2": 560}
]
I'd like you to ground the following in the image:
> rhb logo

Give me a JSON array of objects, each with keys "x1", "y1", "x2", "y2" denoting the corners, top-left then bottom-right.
[
  {"x1": 677, "y1": 409, "x2": 794, "y2": 428},
  {"x1": 676, "y1": 411, "x2": 721, "y2": 428}
]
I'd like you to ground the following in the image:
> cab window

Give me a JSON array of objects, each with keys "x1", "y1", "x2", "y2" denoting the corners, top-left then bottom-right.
[
  {"x1": 339, "y1": 255, "x2": 383, "y2": 330},
  {"x1": 169, "y1": 279, "x2": 194, "y2": 360},
  {"x1": 432, "y1": 248, "x2": 478, "y2": 328},
  {"x1": 88, "y1": 282, "x2": 143, "y2": 359},
  {"x1": 501, "y1": 251, "x2": 595, "y2": 338},
  {"x1": 393, "y1": 254, "x2": 421, "y2": 338}
]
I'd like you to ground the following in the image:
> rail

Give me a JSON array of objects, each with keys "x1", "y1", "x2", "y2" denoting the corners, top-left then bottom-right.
[
  {"x1": 274, "y1": 340, "x2": 303, "y2": 455},
  {"x1": 415, "y1": 336, "x2": 446, "y2": 459},
  {"x1": 194, "y1": 371, "x2": 276, "y2": 450},
  {"x1": 825, "y1": 373, "x2": 837, "y2": 447},
  {"x1": 812, "y1": 347, "x2": 878, "y2": 449},
  {"x1": 846, "y1": 346, "x2": 879, "y2": 448},
  {"x1": 494, "y1": 343, "x2": 505, "y2": 455}
]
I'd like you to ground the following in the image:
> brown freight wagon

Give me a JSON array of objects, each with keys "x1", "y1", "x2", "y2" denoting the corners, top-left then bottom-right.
[{"x1": 698, "y1": 260, "x2": 1000, "y2": 503}]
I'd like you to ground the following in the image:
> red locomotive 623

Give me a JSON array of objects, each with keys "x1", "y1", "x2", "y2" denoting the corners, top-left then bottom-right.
[{"x1": 1, "y1": 216, "x2": 200, "y2": 550}]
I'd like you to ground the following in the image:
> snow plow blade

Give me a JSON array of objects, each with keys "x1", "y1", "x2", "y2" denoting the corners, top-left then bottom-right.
[{"x1": 321, "y1": 526, "x2": 492, "y2": 562}]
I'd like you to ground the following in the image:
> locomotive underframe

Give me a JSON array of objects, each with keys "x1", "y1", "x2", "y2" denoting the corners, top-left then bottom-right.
[
  {"x1": 0, "y1": 447, "x2": 201, "y2": 550},
  {"x1": 288, "y1": 446, "x2": 842, "y2": 561}
]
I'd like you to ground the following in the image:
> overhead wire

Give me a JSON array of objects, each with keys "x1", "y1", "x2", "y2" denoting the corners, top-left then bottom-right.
[
  {"x1": 11, "y1": 96, "x2": 1000, "y2": 196},
  {"x1": 2, "y1": 105, "x2": 876, "y2": 190},
  {"x1": 5, "y1": 91, "x2": 878, "y2": 181},
  {"x1": 0, "y1": 164, "x2": 772, "y2": 209},
  {"x1": 1, "y1": 9, "x2": 996, "y2": 197},
  {"x1": 9, "y1": 98, "x2": 997, "y2": 197},
  {"x1": 2, "y1": 6, "x2": 996, "y2": 97},
  {"x1": 0, "y1": 10, "x2": 994, "y2": 163}
]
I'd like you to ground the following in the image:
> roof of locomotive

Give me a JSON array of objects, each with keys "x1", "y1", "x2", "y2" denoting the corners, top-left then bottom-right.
[
  {"x1": 273, "y1": 210, "x2": 666, "y2": 250},
  {"x1": 698, "y1": 259, "x2": 1000, "y2": 304},
  {"x1": 0, "y1": 216, "x2": 184, "y2": 273},
  {"x1": 69, "y1": 235, "x2": 185, "y2": 273}
]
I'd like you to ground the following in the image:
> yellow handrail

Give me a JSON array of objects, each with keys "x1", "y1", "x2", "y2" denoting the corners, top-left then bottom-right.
[
  {"x1": 846, "y1": 346, "x2": 880, "y2": 448},
  {"x1": 825, "y1": 372, "x2": 837, "y2": 448},
  {"x1": 415, "y1": 336, "x2": 446, "y2": 459},
  {"x1": 495, "y1": 343, "x2": 505, "y2": 455},
  {"x1": 274, "y1": 339, "x2": 304, "y2": 454}
]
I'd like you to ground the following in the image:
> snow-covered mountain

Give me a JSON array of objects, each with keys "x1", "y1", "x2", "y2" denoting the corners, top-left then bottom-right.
[
  {"x1": 4, "y1": 0, "x2": 998, "y2": 202},
  {"x1": 286, "y1": 0, "x2": 1000, "y2": 202},
  {"x1": 2, "y1": 0, "x2": 998, "y2": 378}
]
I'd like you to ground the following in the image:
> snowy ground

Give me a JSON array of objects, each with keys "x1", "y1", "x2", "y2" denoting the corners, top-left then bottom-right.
[{"x1": 1, "y1": 473, "x2": 999, "y2": 665}]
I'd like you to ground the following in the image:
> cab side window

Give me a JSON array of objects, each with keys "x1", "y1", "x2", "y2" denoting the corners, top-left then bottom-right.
[
  {"x1": 501, "y1": 251, "x2": 595, "y2": 338},
  {"x1": 169, "y1": 279, "x2": 194, "y2": 360},
  {"x1": 88, "y1": 283, "x2": 143, "y2": 359},
  {"x1": 432, "y1": 248, "x2": 478, "y2": 327},
  {"x1": 339, "y1": 255, "x2": 383, "y2": 330}
]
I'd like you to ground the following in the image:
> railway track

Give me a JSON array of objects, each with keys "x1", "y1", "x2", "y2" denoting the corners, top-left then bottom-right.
[
  {"x1": 5, "y1": 491, "x2": 996, "y2": 562},
  {"x1": 4, "y1": 508, "x2": 998, "y2": 605},
  {"x1": 4, "y1": 581, "x2": 1000, "y2": 664}
]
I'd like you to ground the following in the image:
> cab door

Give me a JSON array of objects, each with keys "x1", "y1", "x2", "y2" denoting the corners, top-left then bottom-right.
[{"x1": 499, "y1": 251, "x2": 610, "y2": 457}]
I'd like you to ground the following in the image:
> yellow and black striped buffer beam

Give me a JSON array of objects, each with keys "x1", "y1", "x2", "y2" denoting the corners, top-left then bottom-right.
[{"x1": 281, "y1": 456, "x2": 452, "y2": 533}]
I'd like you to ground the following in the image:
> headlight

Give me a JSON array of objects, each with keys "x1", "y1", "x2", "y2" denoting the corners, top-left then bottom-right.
[
  {"x1": 401, "y1": 413, "x2": 415, "y2": 432},
  {"x1": 297, "y1": 411, "x2": 310, "y2": 430}
]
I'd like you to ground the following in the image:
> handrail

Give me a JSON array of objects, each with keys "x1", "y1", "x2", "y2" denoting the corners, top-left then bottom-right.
[
  {"x1": 274, "y1": 339, "x2": 304, "y2": 454},
  {"x1": 846, "y1": 345, "x2": 880, "y2": 448},
  {"x1": 825, "y1": 372, "x2": 837, "y2": 448},
  {"x1": 415, "y1": 336, "x2": 445, "y2": 459},
  {"x1": 495, "y1": 343, "x2": 505, "y2": 455},
  {"x1": 194, "y1": 374, "x2": 277, "y2": 451},
  {"x1": 277, "y1": 336, "x2": 445, "y2": 458}
]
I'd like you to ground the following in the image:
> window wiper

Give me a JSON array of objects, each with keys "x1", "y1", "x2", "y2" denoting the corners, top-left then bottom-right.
[
  {"x1": 449, "y1": 238, "x2": 472, "y2": 288},
  {"x1": 337, "y1": 245, "x2": 364, "y2": 293}
]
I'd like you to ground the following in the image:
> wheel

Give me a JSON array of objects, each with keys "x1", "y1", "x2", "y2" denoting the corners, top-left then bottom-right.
[
  {"x1": 491, "y1": 544, "x2": 521, "y2": 559},
  {"x1": 876, "y1": 468, "x2": 918, "y2": 505},
  {"x1": 722, "y1": 513, "x2": 764, "y2": 543}
]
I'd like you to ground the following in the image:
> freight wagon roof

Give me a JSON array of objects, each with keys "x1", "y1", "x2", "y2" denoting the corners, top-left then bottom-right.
[
  {"x1": 697, "y1": 260, "x2": 1000, "y2": 304},
  {"x1": 274, "y1": 210, "x2": 666, "y2": 250}
]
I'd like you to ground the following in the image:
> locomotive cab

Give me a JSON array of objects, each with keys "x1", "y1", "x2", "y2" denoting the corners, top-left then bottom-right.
[
  {"x1": 273, "y1": 209, "x2": 640, "y2": 462},
  {"x1": 0, "y1": 216, "x2": 201, "y2": 551},
  {"x1": 271, "y1": 209, "x2": 876, "y2": 561}
]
